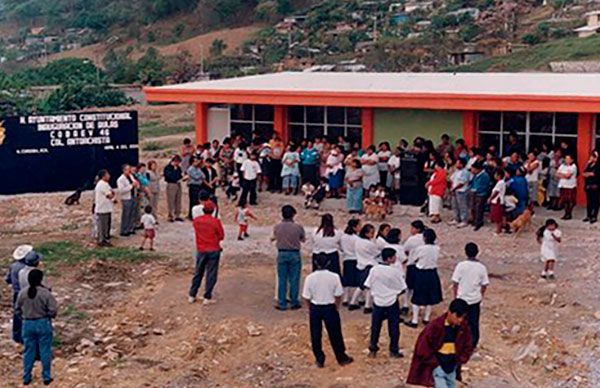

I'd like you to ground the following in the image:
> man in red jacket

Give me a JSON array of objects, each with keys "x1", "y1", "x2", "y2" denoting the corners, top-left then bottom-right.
[
  {"x1": 188, "y1": 202, "x2": 225, "y2": 306},
  {"x1": 407, "y1": 299, "x2": 474, "y2": 388}
]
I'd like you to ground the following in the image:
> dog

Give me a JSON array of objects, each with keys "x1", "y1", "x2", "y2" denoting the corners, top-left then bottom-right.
[
  {"x1": 65, "y1": 189, "x2": 83, "y2": 206},
  {"x1": 510, "y1": 205, "x2": 534, "y2": 237}
]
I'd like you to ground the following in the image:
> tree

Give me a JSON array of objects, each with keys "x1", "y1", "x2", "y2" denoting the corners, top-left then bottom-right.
[
  {"x1": 210, "y1": 39, "x2": 228, "y2": 57},
  {"x1": 173, "y1": 23, "x2": 185, "y2": 39},
  {"x1": 136, "y1": 47, "x2": 167, "y2": 85}
]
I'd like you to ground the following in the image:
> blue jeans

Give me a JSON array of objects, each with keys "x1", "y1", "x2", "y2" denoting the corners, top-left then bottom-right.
[
  {"x1": 23, "y1": 318, "x2": 53, "y2": 383},
  {"x1": 277, "y1": 250, "x2": 302, "y2": 309},
  {"x1": 12, "y1": 292, "x2": 23, "y2": 344},
  {"x1": 433, "y1": 365, "x2": 456, "y2": 388},
  {"x1": 282, "y1": 175, "x2": 299, "y2": 190},
  {"x1": 346, "y1": 186, "x2": 363, "y2": 212}
]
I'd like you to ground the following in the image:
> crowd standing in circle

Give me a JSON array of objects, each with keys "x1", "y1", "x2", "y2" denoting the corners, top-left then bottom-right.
[{"x1": 18, "y1": 129, "x2": 591, "y2": 386}]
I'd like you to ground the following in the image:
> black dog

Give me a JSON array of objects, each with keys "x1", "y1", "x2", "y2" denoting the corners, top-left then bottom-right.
[{"x1": 65, "y1": 189, "x2": 83, "y2": 206}]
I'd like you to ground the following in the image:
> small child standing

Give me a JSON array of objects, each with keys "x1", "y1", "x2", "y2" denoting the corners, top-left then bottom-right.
[
  {"x1": 226, "y1": 173, "x2": 241, "y2": 202},
  {"x1": 537, "y1": 219, "x2": 562, "y2": 279},
  {"x1": 236, "y1": 200, "x2": 256, "y2": 241},
  {"x1": 140, "y1": 206, "x2": 157, "y2": 251}
]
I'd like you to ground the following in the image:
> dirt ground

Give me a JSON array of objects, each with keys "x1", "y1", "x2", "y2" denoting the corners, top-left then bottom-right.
[
  {"x1": 1, "y1": 183, "x2": 600, "y2": 388},
  {"x1": 1, "y1": 104, "x2": 600, "y2": 387}
]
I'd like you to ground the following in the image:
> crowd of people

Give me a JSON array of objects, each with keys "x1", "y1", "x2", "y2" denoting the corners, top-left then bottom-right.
[{"x1": 5, "y1": 129, "x2": 587, "y2": 387}]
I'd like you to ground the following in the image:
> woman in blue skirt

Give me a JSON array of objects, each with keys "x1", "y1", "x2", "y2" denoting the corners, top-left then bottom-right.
[
  {"x1": 405, "y1": 228, "x2": 442, "y2": 328},
  {"x1": 345, "y1": 159, "x2": 365, "y2": 214}
]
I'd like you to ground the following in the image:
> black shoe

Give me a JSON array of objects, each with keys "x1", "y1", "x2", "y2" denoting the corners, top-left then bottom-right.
[
  {"x1": 237, "y1": 237, "x2": 244, "y2": 241},
  {"x1": 24, "y1": 381, "x2": 31, "y2": 386},
  {"x1": 400, "y1": 307, "x2": 409, "y2": 315},
  {"x1": 43, "y1": 379, "x2": 53, "y2": 386},
  {"x1": 404, "y1": 321, "x2": 418, "y2": 329},
  {"x1": 274, "y1": 305, "x2": 287, "y2": 311},
  {"x1": 583, "y1": 217, "x2": 590, "y2": 222},
  {"x1": 338, "y1": 356, "x2": 354, "y2": 366},
  {"x1": 591, "y1": 218, "x2": 598, "y2": 224},
  {"x1": 422, "y1": 319, "x2": 430, "y2": 325},
  {"x1": 363, "y1": 308, "x2": 373, "y2": 314},
  {"x1": 473, "y1": 225, "x2": 482, "y2": 231},
  {"x1": 175, "y1": 217, "x2": 185, "y2": 222},
  {"x1": 390, "y1": 351, "x2": 404, "y2": 359},
  {"x1": 348, "y1": 304, "x2": 360, "y2": 311},
  {"x1": 316, "y1": 361, "x2": 324, "y2": 368},
  {"x1": 290, "y1": 304, "x2": 302, "y2": 310},
  {"x1": 342, "y1": 302, "x2": 349, "y2": 307},
  {"x1": 244, "y1": 233, "x2": 249, "y2": 238},
  {"x1": 358, "y1": 301, "x2": 366, "y2": 306}
]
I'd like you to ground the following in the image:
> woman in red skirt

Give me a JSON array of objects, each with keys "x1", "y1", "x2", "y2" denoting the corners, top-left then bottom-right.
[{"x1": 489, "y1": 169, "x2": 507, "y2": 235}]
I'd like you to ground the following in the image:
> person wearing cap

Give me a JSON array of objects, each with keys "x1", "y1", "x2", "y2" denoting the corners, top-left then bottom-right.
[
  {"x1": 302, "y1": 254, "x2": 354, "y2": 368},
  {"x1": 407, "y1": 299, "x2": 474, "y2": 388},
  {"x1": 18, "y1": 251, "x2": 48, "y2": 291},
  {"x1": 188, "y1": 201, "x2": 225, "y2": 305},
  {"x1": 5, "y1": 244, "x2": 33, "y2": 344},
  {"x1": 16, "y1": 269, "x2": 58, "y2": 386},
  {"x1": 470, "y1": 161, "x2": 491, "y2": 231},
  {"x1": 364, "y1": 248, "x2": 407, "y2": 359}
]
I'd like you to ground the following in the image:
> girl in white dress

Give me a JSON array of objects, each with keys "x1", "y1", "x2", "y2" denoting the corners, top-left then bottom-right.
[{"x1": 537, "y1": 219, "x2": 562, "y2": 279}]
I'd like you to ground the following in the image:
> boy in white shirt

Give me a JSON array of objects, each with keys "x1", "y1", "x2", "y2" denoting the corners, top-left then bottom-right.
[
  {"x1": 139, "y1": 206, "x2": 157, "y2": 251},
  {"x1": 452, "y1": 243, "x2": 489, "y2": 349},
  {"x1": 364, "y1": 248, "x2": 407, "y2": 358},
  {"x1": 302, "y1": 255, "x2": 354, "y2": 368}
]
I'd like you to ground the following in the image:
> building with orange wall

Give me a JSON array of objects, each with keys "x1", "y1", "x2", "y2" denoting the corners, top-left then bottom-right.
[{"x1": 144, "y1": 72, "x2": 600, "y2": 203}]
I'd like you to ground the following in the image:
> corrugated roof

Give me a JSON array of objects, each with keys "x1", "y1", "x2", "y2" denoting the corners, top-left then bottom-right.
[{"x1": 151, "y1": 72, "x2": 600, "y2": 98}]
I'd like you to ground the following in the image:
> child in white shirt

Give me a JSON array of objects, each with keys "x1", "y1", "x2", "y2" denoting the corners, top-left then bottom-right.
[
  {"x1": 140, "y1": 206, "x2": 157, "y2": 251},
  {"x1": 349, "y1": 224, "x2": 380, "y2": 313},
  {"x1": 384, "y1": 228, "x2": 409, "y2": 312},
  {"x1": 452, "y1": 242, "x2": 489, "y2": 348},
  {"x1": 537, "y1": 219, "x2": 562, "y2": 279},
  {"x1": 236, "y1": 201, "x2": 256, "y2": 241}
]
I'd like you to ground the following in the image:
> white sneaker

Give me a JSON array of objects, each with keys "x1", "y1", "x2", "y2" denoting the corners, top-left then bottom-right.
[
  {"x1": 448, "y1": 220, "x2": 458, "y2": 226},
  {"x1": 188, "y1": 296, "x2": 196, "y2": 304},
  {"x1": 202, "y1": 298, "x2": 216, "y2": 306},
  {"x1": 457, "y1": 222, "x2": 468, "y2": 228}
]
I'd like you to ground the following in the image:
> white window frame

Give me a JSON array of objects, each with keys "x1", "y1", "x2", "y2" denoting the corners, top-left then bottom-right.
[
  {"x1": 288, "y1": 106, "x2": 362, "y2": 139},
  {"x1": 479, "y1": 112, "x2": 578, "y2": 155},
  {"x1": 229, "y1": 105, "x2": 274, "y2": 133}
]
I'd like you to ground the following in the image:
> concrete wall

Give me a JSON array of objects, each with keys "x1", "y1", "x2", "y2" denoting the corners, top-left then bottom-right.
[{"x1": 374, "y1": 109, "x2": 463, "y2": 146}]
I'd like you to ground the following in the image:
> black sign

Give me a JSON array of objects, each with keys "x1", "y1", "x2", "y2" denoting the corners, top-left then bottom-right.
[{"x1": 0, "y1": 111, "x2": 139, "y2": 195}]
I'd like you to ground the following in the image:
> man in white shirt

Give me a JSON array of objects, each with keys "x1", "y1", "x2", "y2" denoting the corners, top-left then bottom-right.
[
  {"x1": 452, "y1": 243, "x2": 489, "y2": 349},
  {"x1": 94, "y1": 169, "x2": 115, "y2": 247},
  {"x1": 388, "y1": 147, "x2": 402, "y2": 200},
  {"x1": 302, "y1": 255, "x2": 354, "y2": 368},
  {"x1": 450, "y1": 158, "x2": 471, "y2": 227},
  {"x1": 116, "y1": 164, "x2": 140, "y2": 237},
  {"x1": 239, "y1": 152, "x2": 261, "y2": 206},
  {"x1": 364, "y1": 248, "x2": 407, "y2": 358}
]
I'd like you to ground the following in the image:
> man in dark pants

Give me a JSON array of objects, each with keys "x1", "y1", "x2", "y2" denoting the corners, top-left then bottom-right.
[
  {"x1": 452, "y1": 243, "x2": 489, "y2": 349},
  {"x1": 302, "y1": 255, "x2": 353, "y2": 368},
  {"x1": 187, "y1": 158, "x2": 205, "y2": 220},
  {"x1": 300, "y1": 141, "x2": 320, "y2": 186},
  {"x1": 470, "y1": 162, "x2": 490, "y2": 231},
  {"x1": 239, "y1": 152, "x2": 261, "y2": 206},
  {"x1": 188, "y1": 202, "x2": 224, "y2": 306},
  {"x1": 5, "y1": 245, "x2": 33, "y2": 344},
  {"x1": 364, "y1": 248, "x2": 407, "y2": 358}
]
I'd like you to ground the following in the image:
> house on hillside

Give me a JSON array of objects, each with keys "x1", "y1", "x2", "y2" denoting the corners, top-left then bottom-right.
[
  {"x1": 574, "y1": 10, "x2": 600, "y2": 38},
  {"x1": 447, "y1": 7, "x2": 481, "y2": 21},
  {"x1": 325, "y1": 23, "x2": 355, "y2": 37},
  {"x1": 355, "y1": 41, "x2": 376, "y2": 53},
  {"x1": 405, "y1": 1, "x2": 433, "y2": 14},
  {"x1": 448, "y1": 49, "x2": 485, "y2": 66}
]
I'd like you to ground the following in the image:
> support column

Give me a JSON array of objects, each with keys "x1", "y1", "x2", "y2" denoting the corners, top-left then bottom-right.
[
  {"x1": 273, "y1": 106, "x2": 288, "y2": 142},
  {"x1": 462, "y1": 111, "x2": 478, "y2": 147},
  {"x1": 194, "y1": 103, "x2": 208, "y2": 145},
  {"x1": 361, "y1": 108, "x2": 374, "y2": 148},
  {"x1": 576, "y1": 113, "x2": 594, "y2": 205}
]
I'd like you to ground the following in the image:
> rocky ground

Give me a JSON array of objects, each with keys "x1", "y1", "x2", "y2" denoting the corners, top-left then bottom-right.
[{"x1": 1, "y1": 183, "x2": 600, "y2": 388}]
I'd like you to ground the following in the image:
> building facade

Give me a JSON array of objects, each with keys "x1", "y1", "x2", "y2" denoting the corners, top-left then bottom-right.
[{"x1": 144, "y1": 72, "x2": 600, "y2": 203}]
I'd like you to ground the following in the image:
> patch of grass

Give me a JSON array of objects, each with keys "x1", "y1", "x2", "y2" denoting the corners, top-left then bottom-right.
[
  {"x1": 142, "y1": 141, "x2": 167, "y2": 151},
  {"x1": 62, "y1": 303, "x2": 89, "y2": 321},
  {"x1": 52, "y1": 333, "x2": 62, "y2": 349},
  {"x1": 450, "y1": 34, "x2": 600, "y2": 72},
  {"x1": 140, "y1": 125, "x2": 194, "y2": 139},
  {"x1": 37, "y1": 240, "x2": 159, "y2": 272}
]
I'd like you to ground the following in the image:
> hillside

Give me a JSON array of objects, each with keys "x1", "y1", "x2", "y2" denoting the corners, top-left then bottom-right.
[{"x1": 453, "y1": 34, "x2": 600, "y2": 72}]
